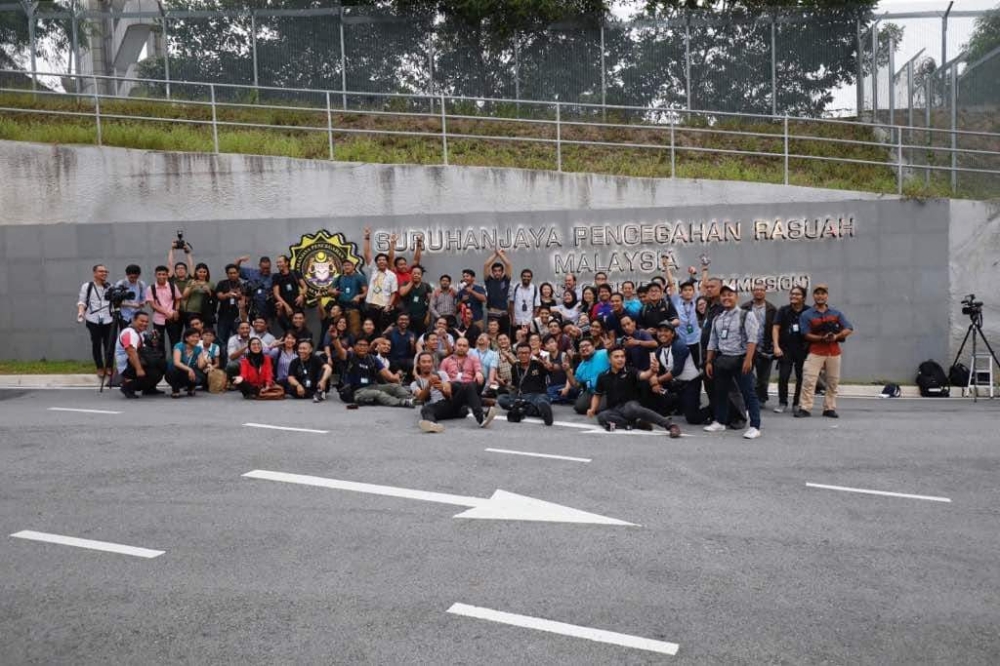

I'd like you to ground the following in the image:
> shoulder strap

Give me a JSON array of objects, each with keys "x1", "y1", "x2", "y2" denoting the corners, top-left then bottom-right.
[{"x1": 85, "y1": 282, "x2": 95, "y2": 312}]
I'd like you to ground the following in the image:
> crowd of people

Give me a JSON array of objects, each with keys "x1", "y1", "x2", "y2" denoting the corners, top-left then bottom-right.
[{"x1": 76, "y1": 230, "x2": 854, "y2": 438}]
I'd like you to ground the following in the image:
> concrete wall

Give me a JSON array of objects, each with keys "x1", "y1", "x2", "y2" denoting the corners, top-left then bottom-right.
[{"x1": 1, "y1": 141, "x2": 996, "y2": 382}]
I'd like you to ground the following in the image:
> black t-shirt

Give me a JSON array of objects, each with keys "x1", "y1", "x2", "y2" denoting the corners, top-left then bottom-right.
[
  {"x1": 289, "y1": 355, "x2": 325, "y2": 388},
  {"x1": 639, "y1": 299, "x2": 678, "y2": 331},
  {"x1": 216, "y1": 278, "x2": 243, "y2": 317},
  {"x1": 344, "y1": 352, "x2": 384, "y2": 389},
  {"x1": 774, "y1": 304, "x2": 807, "y2": 352},
  {"x1": 510, "y1": 359, "x2": 548, "y2": 395},
  {"x1": 273, "y1": 270, "x2": 302, "y2": 304},
  {"x1": 289, "y1": 325, "x2": 314, "y2": 344},
  {"x1": 484, "y1": 276, "x2": 511, "y2": 311},
  {"x1": 595, "y1": 366, "x2": 641, "y2": 409},
  {"x1": 548, "y1": 351, "x2": 568, "y2": 385}
]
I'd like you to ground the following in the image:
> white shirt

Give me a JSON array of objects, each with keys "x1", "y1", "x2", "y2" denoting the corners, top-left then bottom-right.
[
  {"x1": 509, "y1": 282, "x2": 540, "y2": 325},
  {"x1": 78, "y1": 281, "x2": 113, "y2": 325},
  {"x1": 366, "y1": 266, "x2": 398, "y2": 308}
]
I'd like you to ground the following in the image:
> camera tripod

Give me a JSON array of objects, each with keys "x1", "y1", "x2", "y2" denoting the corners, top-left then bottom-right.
[
  {"x1": 99, "y1": 307, "x2": 124, "y2": 393},
  {"x1": 950, "y1": 312, "x2": 1000, "y2": 402}
]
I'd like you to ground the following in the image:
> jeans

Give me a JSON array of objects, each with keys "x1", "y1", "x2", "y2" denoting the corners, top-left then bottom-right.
[
  {"x1": 547, "y1": 383, "x2": 578, "y2": 404},
  {"x1": 712, "y1": 355, "x2": 761, "y2": 428},
  {"x1": 597, "y1": 399, "x2": 674, "y2": 430},
  {"x1": 85, "y1": 321, "x2": 113, "y2": 370},
  {"x1": 420, "y1": 381, "x2": 483, "y2": 423},
  {"x1": 498, "y1": 392, "x2": 550, "y2": 416},
  {"x1": 574, "y1": 390, "x2": 606, "y2": 415},
  {"x1": 354, "y1": 383, "x2": 411, "y2": 407},
  {"x1": 776, "y1": 347, "x2": 806, "y2": 407}
]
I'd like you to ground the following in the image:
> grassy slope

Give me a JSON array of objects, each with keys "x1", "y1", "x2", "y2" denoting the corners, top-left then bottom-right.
[{"x1": 0, "y1": 91, "x2": 958, "y2": 197}]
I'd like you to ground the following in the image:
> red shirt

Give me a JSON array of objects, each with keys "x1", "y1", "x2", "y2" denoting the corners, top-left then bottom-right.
[{"x1": 239, "y1": 356, "x2": 274, "y2": 387}]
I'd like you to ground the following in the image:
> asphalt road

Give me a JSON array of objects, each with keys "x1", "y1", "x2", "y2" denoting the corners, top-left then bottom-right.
[{"x1": 1, "y1": 388, "x2": 998, "y2": 665}]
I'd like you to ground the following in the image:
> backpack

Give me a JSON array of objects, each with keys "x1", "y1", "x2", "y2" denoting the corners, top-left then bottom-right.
[
  {"x1": 948, "y1": 362, "x2": 970, "y2": 388},
  {"x1": 880, "y1": 383, "x2": 902, "y2": 398},
  {"x1": 916, "y1": 360, "x2": 949, "y2": 397}
]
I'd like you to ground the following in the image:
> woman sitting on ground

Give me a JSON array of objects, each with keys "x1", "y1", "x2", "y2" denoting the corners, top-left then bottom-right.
[
  {"x1": 233, "y1": 337, "x2": 275, "y2": 398},
  {"x1": 167, "y1": 327, "x2": 208, "y2": 398},
  {"x1": 271, "y1": 331, "x2": 299, "y2": 393}
]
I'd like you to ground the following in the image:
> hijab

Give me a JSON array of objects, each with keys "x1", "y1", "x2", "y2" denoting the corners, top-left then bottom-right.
[{"x1": 247, "y1": 337, "x2": 265, "y2": 369}]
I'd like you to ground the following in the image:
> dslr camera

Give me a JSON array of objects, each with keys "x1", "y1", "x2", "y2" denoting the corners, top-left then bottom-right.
[
  {"x1": 173, "y1": 230, "x2": 191, "y2": 251},
  {"x1": 104, "y1": 284, "x2": 135, "y2": 307},
  {"x1": 962, "y1": 294, "x2": 983, "y2": 318},
  {"x1": 506, "y1": 397, "x2": 530, "y2": 423}
]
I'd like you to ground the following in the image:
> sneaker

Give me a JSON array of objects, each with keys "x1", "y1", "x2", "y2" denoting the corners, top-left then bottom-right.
[
  {"x1": 743, "y1": 426, "x2": 762, "y2": 439},
  {"x1": 480, "y1": 405, "x2": 498, "y2": 428},
  {"x1": 538, "y1": 403, "x2": 554, "y2": 426},
  {"x1": 312, "y1": 393, "x2": 322, "y2": 403},
  {"x1": 418, "y1": 419, "x2": 445, "y2": 433},
  {"x1": 120, "y1": 384, "x2": 138, "y2": 399},
  {"x1": 794, "y1": 409, "x2": 811, "y2": 418},
  {"x1": 773, "y1": 404, "x2": 787, "y2": 414},
  {"x1": 666, "y1": 423, "x2": 682, "y2": 439},
  {"x1": 401, "y1": 398, "x2": 415, "y2": 408},
  {"x1": 142, "y1": 387, "x2": 165, "y2": 396},
  {"x1": 822, "y1": 409, "x2": 839, "y2": 418},
  {"x1": 703, "y1": 421, "x2": 726, "y2": 432}
]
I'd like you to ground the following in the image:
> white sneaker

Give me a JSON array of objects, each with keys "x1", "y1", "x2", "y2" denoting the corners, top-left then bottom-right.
[
  {"x1": 418, "y1": 419, "x2": 445, "y2": 433},
  {"x1": 480, "y1": 405, "x2": 498, "y2": 428},
  {"x1": 703, "y1": 421, "x2": 726, "y2": 433},
  {"x1": 743, "y1": 426, "x2": 761, "y2": 439}
]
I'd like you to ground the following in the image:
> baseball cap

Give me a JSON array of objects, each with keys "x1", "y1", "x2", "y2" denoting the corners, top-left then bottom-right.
[
  {"x1": 657, "y1": 321, "x2": 675, "y2": 331},
  {"x1": 813, "y1": 283, "x2": 829, "y2": 293},
  {"x1": 719, "y1": 284, "x2": 736, "y2": 294}
]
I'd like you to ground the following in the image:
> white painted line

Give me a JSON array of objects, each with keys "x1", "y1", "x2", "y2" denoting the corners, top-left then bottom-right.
[
  {"x1": 10, "y1": 530, "x2": 164, "y2": 558},
  {"x1": 805, "y1": 483, "x2": 952, "y2": 503},
  {"x1": 447, "y1": 603, "x2": 678, "y2": 656},
  {"x1": 243, "y1": 422, "x2": 329, "y2": 434},
  {"x1": 485, "y1": 448, "x2": 591, "y2": 463},
  {"x1": 48, "y1": 407, "x2": 122, "y2": 415}
]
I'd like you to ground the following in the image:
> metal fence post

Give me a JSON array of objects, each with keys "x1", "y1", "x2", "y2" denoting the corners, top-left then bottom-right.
[
  {"x1": 888, "y1": 33, "x2": 895, "y2": 130},
  {"x1": 513, "y1": 32, "x2": 521, "y2": 114},
  {"x1": 26, "y1": 1, "x2": 37, "y2": 92},
  {"x1": 71, "y1": 3, "x2": 80, "y2": 78},
  {"x1": 427, "y1": 34, "x2": 434, "y2": 113},
  {"x1": 440, "y1": 93, "x2": 448, "y2": 166},
  {"x1": 871, "y1": 22, "x2": 878, "y2": 124},
  {"x1": 339, "y1": 6, "x2": 348, "y2": 110},
  {"x1": 92, "y1": 76, "x2": 102, "y2": 146},
  {"x1": 897, "y1": 130, "x2": 904, "y2": 195},
  {"x1": 210, "y1": 84, "x2": 220, "y2": 154},
  {"x1": 251, "y1": 11, "x2": 259, "y2": 94},
  {"x1": 950, "y1": 62, "x2": 957, "y2": 193},
  {"x1": 163, "y1": 15, "x2": 172, "y2": 100},
  {"x1": 924, "y1": 78, "x2": 931, "y2": 186},
  {"x1": 770, "y1": 15, "x2": 777, "y2": 116},
  {"x1": 669, "y1": 119, "x2": 675, "y2": 178},
  {"x1": 856, "y1": 17, "x2": 864, "y2": 119},
  {"x1": 684, "y1": 20, "x2": 692, "y2": 111},
  {"x1": 600, "y1": 23, "x2": 606, "y2": 121},
  {"x1": 326, "y1": 91, "x2": 334, "y2": 160},
  {"x1": 907, "y1": 59, "x2": 914, "y2": 169},
  {"x1": 783, "y1": 115, "x2": 789, "y2": 185},
  {"x1": 555, "y1": 101, "x2": 562, "y2": 172}
]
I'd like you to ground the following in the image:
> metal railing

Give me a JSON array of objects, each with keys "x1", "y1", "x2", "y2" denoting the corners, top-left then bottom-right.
[{"x1": 2, "y1": 69, "x2": 1000, "y2": 198}]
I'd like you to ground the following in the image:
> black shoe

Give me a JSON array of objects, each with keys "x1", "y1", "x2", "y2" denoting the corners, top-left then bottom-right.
[
  {"x1": 728, "y1": 421, "x2": 746, "y2": 430},
  {"x1": 634, "y1": 420, "x2": 654, "y2": 431},
  {"x1": 120, "y1": 384, "x2": 138, "y2": 399},
  {"x1": 539, "y1": 403, "x2": 554, "y2": 426},
  {"x1": 794, "y1": 409, "x2": 811, "y2": 418},
  {"x1": 822, "y1": 410, "x2": 839, "y2": 418},
  {"x1": 142, "y1": 387, "x2": 165, "y2": 396}
]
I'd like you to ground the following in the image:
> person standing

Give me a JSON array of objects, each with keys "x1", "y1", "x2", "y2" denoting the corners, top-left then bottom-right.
[
  {"x1": 457, "y1": 269, "x2": 487, "y2": 330},
  {"x1": 77, "y1": 264, "x2": 114, "y2": 380},
  {"x1": 181, "y1": 263, "x2": 215, "y2": 327},
  {"x1": 772, "y1": 285, "x2": 808, "y2": 414},
  {"x1": 146, "y1": 265, "x2": 183, "y2": 353},
  {"x1": 271, "y1": 255, "x2": 308, "y2": 332},
  {"x1": 430, "y1": 274, "x2": 458, "y2": 324},
  {"x1": 483, "y1": 249, "x2": 512, "y2": 334},
  {"x1": 741, "y1": 284, "x2": 777, "y2": 407},
  {"x1": 509, "y1": 268, "x2": 540, "y2": 335},
  {"x1": 796, "y1": 284, "x2": 853, "y2": 419},
  {"x1": 235, "y1": 255, "x2": 274, "y2": 326},
  {"x1": 331, "y1": 259, "x2": 367, "y2": 338},
  {"x1": 398, "y1": 265, "x2": 432, "y2": 335},
  {"x1": 114, "y1": 264, "x2": 147, "y2": 326},
  {"x1": 362, "y1": 228, "x2": 399, "y2": 332},
  {"x1": 703, "y1": 284, "x2": 762, "y2": 439}
]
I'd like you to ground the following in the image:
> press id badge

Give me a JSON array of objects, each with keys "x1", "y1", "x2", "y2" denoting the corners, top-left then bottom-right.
[
  {"x1": 686, "y1": 324, "x2": 694, "y2": 334},
  {"x1": 522, "y1": 302, "x2": 528, "y2": 312},
  {"x1": 229, "y1": 298, "x2": 236, "y2": 306},
  {"x1": 792, "y1": 324, "x2": 800, "y2": 333},
  {"x1": 413, "y1": 295, "x2": 420, "y2": 303},
  {"x1": 721, "y1": 329, "x2": 729, "y2": 340},
  {"x1": 360, "y1": 377, "x2": 370, "y2": 385},
  {"x1": 286, "y1": 284, "x2": 293, "y2": 292}
]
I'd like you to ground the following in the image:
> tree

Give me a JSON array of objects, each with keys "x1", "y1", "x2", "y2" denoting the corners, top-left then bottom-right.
[
  {"x1": 962, "y1": 7, "x2": 1000, "y2": 65},
  {"x1": 0, "y1": 0, "x2": 75, "y2": 75}
]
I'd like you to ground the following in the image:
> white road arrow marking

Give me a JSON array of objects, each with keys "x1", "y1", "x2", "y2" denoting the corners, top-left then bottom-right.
[
  {"x1": 447, "y1": 603, "x2": 678, "y2": 656},
  {"x1": 242, "y1": 470, "x2": 635, "y2": 526}
]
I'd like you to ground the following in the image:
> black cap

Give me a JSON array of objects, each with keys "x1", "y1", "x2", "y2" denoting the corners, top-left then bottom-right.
[{"x1": 657, "y1": 321, "x2": 676, "y2": 331}]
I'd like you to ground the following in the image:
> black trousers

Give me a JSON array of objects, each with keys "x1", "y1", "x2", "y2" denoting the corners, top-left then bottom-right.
[
  {"x1": 86, "y1": 321, "x2": 113, "y2": 370},
  {"x1": 154, "y1": 321, "x2": 184, "y2": 354},
  {"x1": 420, "y1": 381, "x2": 483, "y2": 422},
  {"x1": 755, "y1": 353, "x2": 774, "y2": 404},
  {"x1": 597, "y1": 400, "x2": 673, "y2": 429},
  {"x1": 166, "y1": 366, "x2": 204, "y2": 392},
  {"x1": 777, "y1": 348, "x2": 806, "y2": 407},
  {"x1": 120, "y1": 364, "x2": 158, "y2": 393}
]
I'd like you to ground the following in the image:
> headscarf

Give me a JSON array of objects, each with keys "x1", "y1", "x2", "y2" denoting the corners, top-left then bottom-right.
[
  {"x1": 562, "y1": 288, "x2": 579, "y2": 309},
  {"x1": 247, "y1": 337, "x2": 265, "y2": 370}
]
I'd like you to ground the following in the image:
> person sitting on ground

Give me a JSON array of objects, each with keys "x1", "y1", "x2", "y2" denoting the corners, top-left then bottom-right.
[
  {"x1": 588, "y1": 347, "x2": 682, "y2": 437},
  {"x1": 233, "y1": 338, "x2": 276, "y2": 399},
  {"x1": 197, "y1": 328, "x2": 221, "y2": 371},
  {"x1": 440, "y1": 337, "x2": 485, "y2": 391},
  {"x1": 287, "y1": 339, "x2": 333, "y2": 402},
  {"x1": 167, "y1": 327, "x2": 208, "y2": 398},
  {"x1": 498, "y1": 342, "x2": 554, "y2": 426},
  {"x1": 544, "y1": 334, "x2": 577, "y2": 404},
  {"x1": 567, "y1": 337, "x2": 609, "y2": 415},
  {"x1": 271, "y1": 331, "x2": 299, "y2": 392},
  {"x1": 331, "y1": 336, "x2": 413, "y2": 408},
  {"x1": 383, "y1": 313, "x2": 416, "y2": 381},
  {"x1": 469, "y1": 333, "x2": 499, "y2": 393},
  {"x1": 414, "y1": 353, "x2": 498, "y2": 433},
  {"x1": 225, "y1": 320, "x2": 253, "y2": 381}
]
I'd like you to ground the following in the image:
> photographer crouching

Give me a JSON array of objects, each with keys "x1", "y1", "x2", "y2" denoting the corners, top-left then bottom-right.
[{"x1": 114, "y1": 312, "x2": 167, "y2": 399}]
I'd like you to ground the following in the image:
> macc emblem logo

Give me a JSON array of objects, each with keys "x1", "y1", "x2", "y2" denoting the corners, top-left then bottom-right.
[{"x1": 288, "y1": 230, "x2": 363, "y2": 308}]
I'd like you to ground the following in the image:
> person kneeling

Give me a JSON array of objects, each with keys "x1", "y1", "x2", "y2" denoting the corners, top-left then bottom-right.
[
  {"x1": 497, "y1": 342, "x2": 554, "y2": 425},
  {"x1": 413, "y1": 352, "x2": 497, "y2": 432},
  {"x1": 331, "y1": 336, "x2": 413, "y2": 408},
  {"x1": 167, "y1": 327, "x2": 208, "y2": 397},
  {"x1": 287, "y1": 339, "x2": 332, "y2": 402},
  {"x1": 233, "y1": 338, "x2": 277, "y2": 399},
  {"x1": 587, "y1": 347, "x2": 681, "y2": 438}
]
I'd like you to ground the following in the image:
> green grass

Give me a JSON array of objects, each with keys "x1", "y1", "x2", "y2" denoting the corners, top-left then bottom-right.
[
  {"x1": 0, "y1": 91, "x2": 967, "y2": 198},
  {"x1": 0, "y1": 360, "x2": 98, "y2": 375}
]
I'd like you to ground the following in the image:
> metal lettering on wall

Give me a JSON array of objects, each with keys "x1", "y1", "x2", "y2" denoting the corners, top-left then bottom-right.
[{"x1": 366, "y1": 216, "x2": 855, "y2": 288}]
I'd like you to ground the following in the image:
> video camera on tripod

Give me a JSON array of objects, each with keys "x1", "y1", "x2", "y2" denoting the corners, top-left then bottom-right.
[
  {"x1": 962, "y1": 294, "x2": 983, "y2": 320},
  {"x1": 104, "y1": 284, "x2": 135, "y2": 307}
]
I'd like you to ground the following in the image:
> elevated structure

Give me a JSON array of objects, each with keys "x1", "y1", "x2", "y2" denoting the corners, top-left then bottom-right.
[{"x1": 77, "y1": 0, "x2": 164, "y2": 96}]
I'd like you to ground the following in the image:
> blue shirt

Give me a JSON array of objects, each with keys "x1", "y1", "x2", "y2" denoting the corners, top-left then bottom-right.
[
  {"x1": 671, "y1": 295, "x2": 701, "y2": 346},
  {"x1": 800, "y1": 306, "x2": 853, "y2": 356},
  {"x1": 239, "y1": 268, "x2": 273, "y2": 315},
  {"x1": 115, "y1": 278, "x2": 147, "y2": 322},
  {"x1": 624, "y1": 298, "x2": 642, "y2": 319},
  {"x1": 334, "y1": 273, "x2": 367, "y2": 307},
  {"x1": 458, "y1": 284, "x2": 487, "y2": 322},
  {"x1": 574, "y1": 349, "x2": 610, "y2": 392}
]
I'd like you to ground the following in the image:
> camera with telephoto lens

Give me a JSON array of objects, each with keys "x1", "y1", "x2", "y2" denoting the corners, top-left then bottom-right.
[
  {"x1": 104, "y1": 284, "x2": 135, "y2": 307},
  {"x1": 172, "y1": 230, "x2": 191, "y2": 251},
  {"x1": 962, "y1": 294, "x2": 983, "y2": 318},
  {"x1": 506, "y1": 398, "x2": 530, "y2": 423}
]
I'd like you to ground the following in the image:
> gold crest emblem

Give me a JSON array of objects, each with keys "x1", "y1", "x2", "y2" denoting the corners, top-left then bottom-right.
[{"x1": 288, "y1": 230, "x2": 363, "y2": 308}]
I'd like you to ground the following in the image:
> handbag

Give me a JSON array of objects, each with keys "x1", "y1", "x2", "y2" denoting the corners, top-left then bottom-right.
[
  {"x1": 207, "y1": 367, "x2": 228, "y2": 394},
  {"x1": 257, "y1": 385, "x2": 286, "y2": 400}
]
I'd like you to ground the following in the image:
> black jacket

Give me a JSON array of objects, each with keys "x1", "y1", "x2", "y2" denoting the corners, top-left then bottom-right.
[{"x1": 740, "y1": 299, "x2": 777, "y2": 353}]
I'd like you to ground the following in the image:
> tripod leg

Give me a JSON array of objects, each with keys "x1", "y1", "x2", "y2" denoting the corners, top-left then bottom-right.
[{"x1": 951, "y1": 324, "x2": 975, "y2": 371}]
